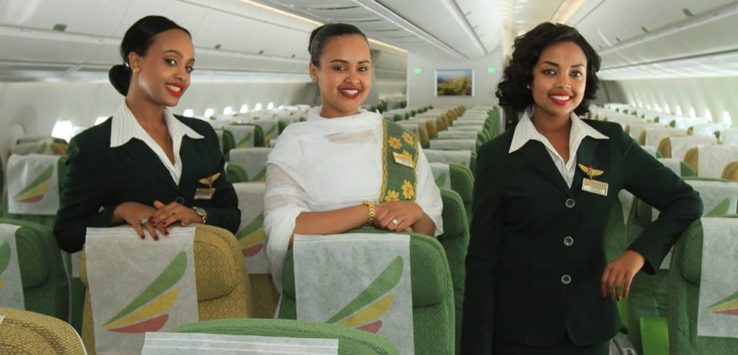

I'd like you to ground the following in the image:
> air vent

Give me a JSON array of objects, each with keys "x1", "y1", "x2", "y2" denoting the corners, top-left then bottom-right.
[
  {"x1": 52, "y1": 23, "x2": 67, "y2": 32},
  {"x1": 350, "y1": 18, "x2": 381, "y2": 23},
  {"x1": 641, "y1": 26, "x2": 649, "y2": 33},
  {"x1": 214, "y1": 44, "x2": 221, "y2": 50},
  {"x1": 305, "y1": 5, "x2": 359, "y2": 10},
  {"x1": 615, "y1": 36, "x2": 621, "y2": 43},
  {"x1": 258, "y1": 50, "x2": 264, "y2": 54},
  {"x1": 682, "y1": 8, "x2": 694, "y2": 17}
]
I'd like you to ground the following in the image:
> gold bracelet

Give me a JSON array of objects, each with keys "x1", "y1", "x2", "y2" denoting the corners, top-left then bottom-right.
[{"x1": 362, "y1": 200, "x2": 376, "y2": 224}]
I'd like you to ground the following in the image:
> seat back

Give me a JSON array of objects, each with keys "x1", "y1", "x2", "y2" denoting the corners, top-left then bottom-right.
[
  {"x1": 0, "y1": 307, "x2": 85, "y2": 354},
  {"x1": 0, "y1": 219, "x2": 69, "y2": 320},
  {"x1": 424, "y1": 149, "x2": 473, "y2": 171},
  {"x1": 80, "y1": 224, "x2": 251, "y2": 354},
  {"x1": 224, "y1": 124, "x2": 256, "y2": 149},
  {"x1": 224, "y1": 162, "x2": 249, "y2": 183},
  {"x1": 11, "y1": 139, "x2": 67, "y2": 156},
  {"x1": 641, "y1": 128, "x2": 686, "y2": 147},
  {"x1": 176, "y1": 318, "x2": 399, "y2": 355},
  {"x1": 437, "y1": 188, "x2": 469, "y2": 354},
  {"x1": 429, "y1": 139, "x2": 478, "y2": 152},
  {"x1": 2, "y1": 154, "x2": 66, "y2": 228},
  {"x1": 658, "y1": 135, "x2": 717, "y2": 160},
  {"x1": 233, "y1": 182, "x2": 278, "y2": 318},
  {"x1": 449, "y1": 163, "x2": 474, "y2": 222},
  {"x1": 722, "y1": 161, "x2": 738, "y2": 182},
  {"x1": 685, "y1": 145, "x2": 738, "y2": 178},
  {"x1": 667, "y1": 218, "x2": 738, "y2": 354},
  {"x1": 278, "y1": 232, "x2": 455, "y2": 355},
  {"x1": 227, "y1": 147, "x2": 272, "y2": 182},
  {"x1": 214, "y1": 128, "x2": 236, "y2": 159}
]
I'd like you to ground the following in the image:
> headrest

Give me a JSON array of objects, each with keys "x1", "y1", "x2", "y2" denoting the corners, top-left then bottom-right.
[
  {"x1": 439, "y1": 188, "x2": 467, "y2": 239},
  {"x1": 15, "y1": 225, "x2": 51, "y2": 289}
]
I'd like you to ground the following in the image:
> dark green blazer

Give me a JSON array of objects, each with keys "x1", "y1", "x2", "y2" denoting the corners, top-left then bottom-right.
[
  {"x1": 54, "y1": 115, "x2": 240, "y2": 253},
  {"x1": 460, "y1": 120, "x2": 702, "y2": 353}
]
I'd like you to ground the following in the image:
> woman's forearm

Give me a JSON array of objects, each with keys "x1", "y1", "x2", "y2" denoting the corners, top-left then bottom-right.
[
  {"x1": 291, "y1": 204, "x2": 370, "y2": 244},
  {"x1": 412, "y1": 213, "x2": 436, "y2": 236}
]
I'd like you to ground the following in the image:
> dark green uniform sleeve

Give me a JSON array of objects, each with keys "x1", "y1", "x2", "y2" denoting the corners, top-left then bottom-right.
[
  {"x1": 620, "y1": 131, "x2": 703, "y2": 273},
  {"x1": 54, "y1": 135, "x2": 115, "y2": 253}
]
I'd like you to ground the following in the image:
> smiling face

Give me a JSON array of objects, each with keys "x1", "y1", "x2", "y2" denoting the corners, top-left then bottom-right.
[
  {"x1": 128, "y1": 29, "x2": 195, "y2": 107},
  {"x1": 309, "y1": 34, "x2": 372, "y2": 118},
  {"x1": 530, "y1": 40, "x2": 587, "y2": 121}
]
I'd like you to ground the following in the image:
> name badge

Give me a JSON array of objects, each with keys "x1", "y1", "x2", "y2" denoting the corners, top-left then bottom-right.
[
  {"x1": 582, "y1": 178, "x2": 608, "y2": 196},
  {"x1": 194, "y1": 188, "x2": 215, "y2": 200},
  {"x1": 392, "y1": 152, "x2": 414, "y2": 169}
]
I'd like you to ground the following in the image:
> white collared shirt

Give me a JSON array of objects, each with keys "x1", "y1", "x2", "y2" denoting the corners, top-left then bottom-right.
[
  {"x1": 509, "y1": 107, "x2": 608, "y2": 187},
  {"x1": 109, "y1": 101, "x2": 203, "y2": 184}
]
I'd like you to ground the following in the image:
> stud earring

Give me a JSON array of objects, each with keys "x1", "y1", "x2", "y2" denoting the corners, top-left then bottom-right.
[{"x1": 526, "y1": 84, "x2": 531, "y2": 89}]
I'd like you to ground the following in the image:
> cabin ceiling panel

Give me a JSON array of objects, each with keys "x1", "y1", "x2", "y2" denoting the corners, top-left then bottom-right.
[
  {"x1": 575, "y1": 0, "x2": 738, "y2": 70},
  {"x1": 595, "y1": 13, "x2": 738, "y2": 70},
  {"x1": 194, "y1": 9, "x2": 309, "y2": 60},
  {"x1": 0, "y1": 0, "x2": 131, "y2": 36},
  {"x1": 116, "y1": 0, "x2": 211, "y2": 37},
  {"x1": 255, "y1": 0, "x2": 500, "y2": 59},
  {"x1": 0, "y1": 36, "x2": 102, "y2": 64}
]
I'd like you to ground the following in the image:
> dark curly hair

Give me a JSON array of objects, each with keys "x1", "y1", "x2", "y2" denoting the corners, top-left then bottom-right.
[{"x1": 496, "y1": 22, "x2": 600, "y2": 116}]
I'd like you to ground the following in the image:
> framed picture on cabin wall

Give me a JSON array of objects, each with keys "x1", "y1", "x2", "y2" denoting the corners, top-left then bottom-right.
[{"x1": 435, "y1": 69, "x2": 474, "y2": 96}]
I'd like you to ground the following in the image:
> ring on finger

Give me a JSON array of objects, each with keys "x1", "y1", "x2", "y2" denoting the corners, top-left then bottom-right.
[{"x1": 391, "y1": 218, "x2": 400, "y2": 226}]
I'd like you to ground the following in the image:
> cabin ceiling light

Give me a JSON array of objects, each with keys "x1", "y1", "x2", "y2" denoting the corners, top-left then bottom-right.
[{"x1": 550, "y1": 0, "x2": 587, "y2": 24}]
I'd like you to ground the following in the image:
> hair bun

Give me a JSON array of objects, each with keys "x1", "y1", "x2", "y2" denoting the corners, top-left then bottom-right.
[{"x1": 108, "y1": 64, "x2": 131, "y2": 96}]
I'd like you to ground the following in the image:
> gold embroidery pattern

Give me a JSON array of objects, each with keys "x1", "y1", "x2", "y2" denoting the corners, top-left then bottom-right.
[
  {"x1": 385, "y1": 190, "x2": 400, "y2": 201},
  {"x1": 402, "y1": 131, "x2": 415, "y2": 146},
  {"x1": 402, "y1": 180, "x2": 415, "y2": 200},
  {"x1": 388, "y1": 137, "x2": 402, "y2": 149}
]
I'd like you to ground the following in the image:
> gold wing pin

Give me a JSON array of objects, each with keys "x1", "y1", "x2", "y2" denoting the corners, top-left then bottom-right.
[
  {"x1": 578, "y1": 163, "x2": 604, "y2": 179},
  {"x1": 199, "y1": 172, "x2": 221, "y2": 188}
]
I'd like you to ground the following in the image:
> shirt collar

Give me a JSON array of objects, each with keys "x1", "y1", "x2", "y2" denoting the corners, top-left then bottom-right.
[
  {"x1": 509, "y1": 107, "x2": 608, "y2": 153},
  {"x1": 110, "y1": 101, "x2": 203, "y2": 148}
]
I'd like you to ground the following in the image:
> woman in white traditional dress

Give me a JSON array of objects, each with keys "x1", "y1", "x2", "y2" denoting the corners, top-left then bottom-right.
[{"x1": 264, "y1": 23, "x2": 444, "y2": 290}]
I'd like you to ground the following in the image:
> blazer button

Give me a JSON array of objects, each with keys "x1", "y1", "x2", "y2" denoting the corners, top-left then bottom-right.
[
  {"x1": 561, "y1": 274, "x2": 572, "y2": 285},
  {"x1": 563, "y1": 236, "x2": 574, "y2": 246},
  {"x1": 565, "y1": 198, "x2": 576, "y2": 208}
]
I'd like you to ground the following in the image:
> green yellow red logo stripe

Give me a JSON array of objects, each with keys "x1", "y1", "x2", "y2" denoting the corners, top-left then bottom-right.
[
  {"x1": 327, "y1": 256, "x2": 403, "y2": 333},
  {"x1": 103, "y1": 251, "x2": 187, "y2": 333},
  {"x1": 709, "y1": 290, "x2": 738, "y2": 316},
  {"x1": 14, "y1": 165, "x2": 53, "y2": 203},
  {"x1": 236, "y1": 214, "x2": 265, "y2": 257}
]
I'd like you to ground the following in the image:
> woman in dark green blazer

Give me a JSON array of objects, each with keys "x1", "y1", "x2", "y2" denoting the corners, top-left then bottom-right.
[
  {"x1": 54, "y1": 16, "x2": 239, "y2": 253},
  {"x1": 461, "y1": 23, "x2": 702, "y2": 354}
]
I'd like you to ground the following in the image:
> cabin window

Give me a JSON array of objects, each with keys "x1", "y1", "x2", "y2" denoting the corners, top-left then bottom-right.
[
  {"x1": 704, "y1": 109, "x2": 713, "y2": 122},
  {"x1": 240, "y1": 104, "x2": 249, "y2": 113},
  {"x1": 51, "y1": 120, "x2": 77, "y2": 142},
  {"x1": 675, "y1": 105, "x2": 683, "y2": 116},
  {"x1": 722, "y1": 112, "x2": 733, "y2": 126},
  {"x1": 183, "y1": 109, "x2": 194, "y2": 117},
  {"x1": 95, "y1": 116, "x2": 108, "y2": 125},
  {"x1": 254, "y1": 103, "x2": 263, "y2": 111},
  {"x1": 688, "y1": 107, "x2": 697, "y2": 119},
  {"x1": 204, "y1": 108, "x2": 215, "y2": 118},
  {"x1": 654, "y1": 104, "x2": 661, "y2": 112},
  {"x1": 223, "y1": 106, "x2": 234, "y2": 115},
  {"x1": 267, "y1": 102, "x2": 275, "y2": 110}
]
